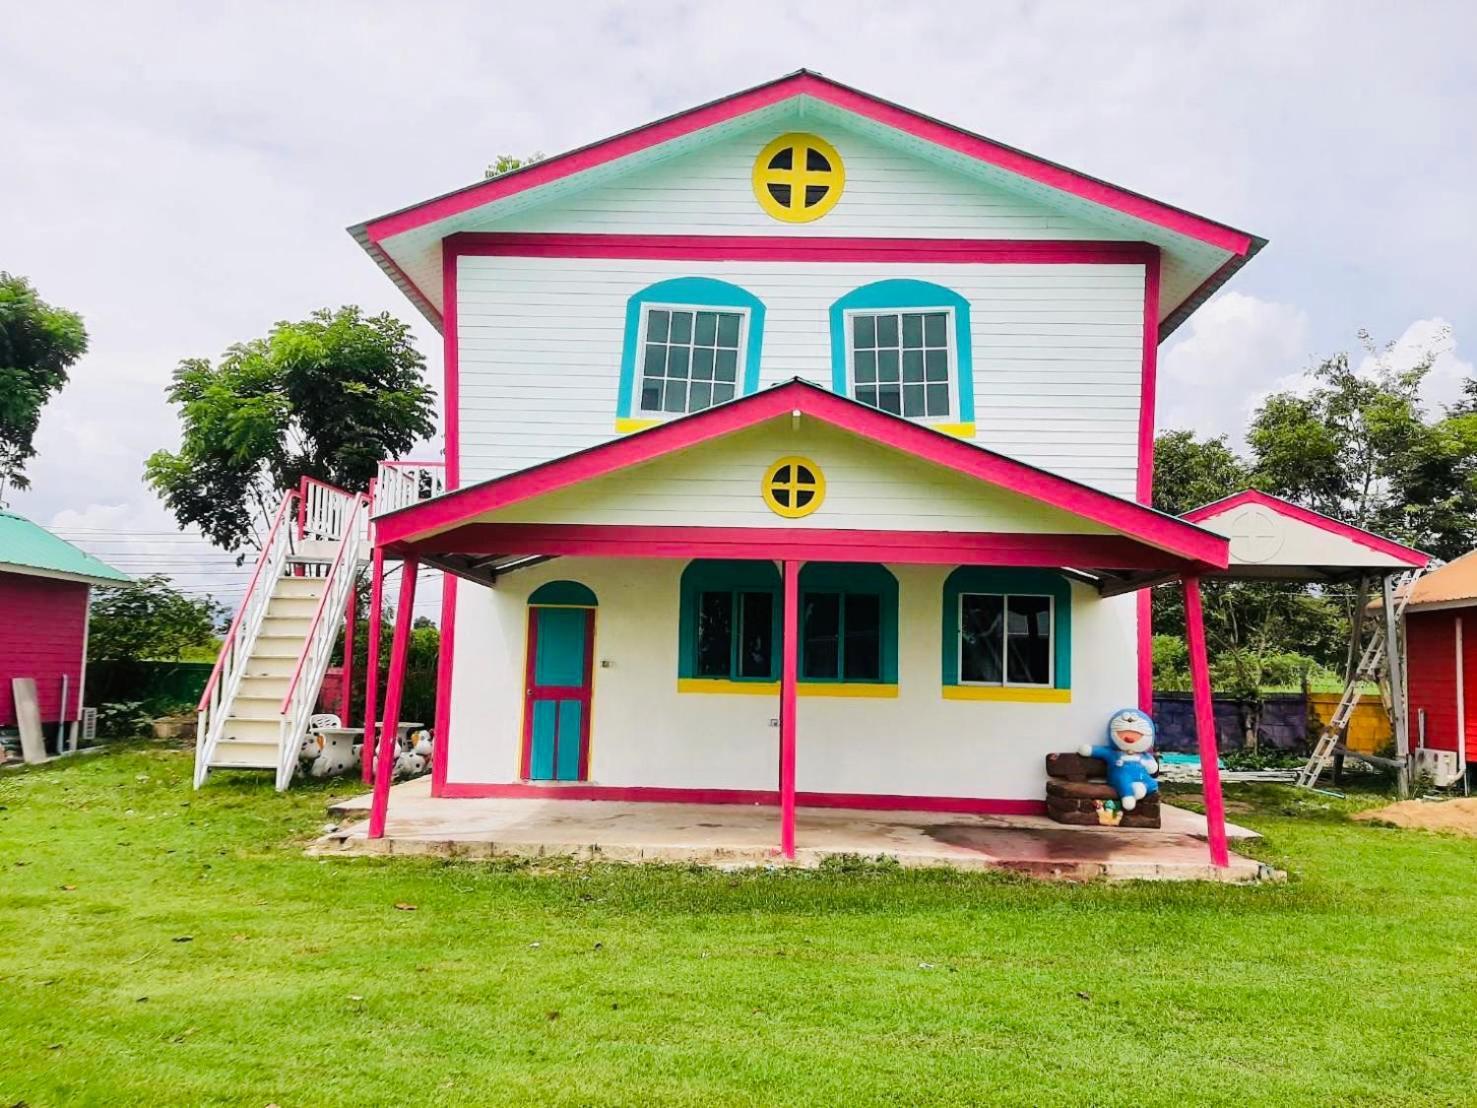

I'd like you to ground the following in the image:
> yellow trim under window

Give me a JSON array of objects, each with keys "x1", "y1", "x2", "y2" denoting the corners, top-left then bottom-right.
[
  {"x1": 614, "y1": 416, "x2": 662, "y2": 434},
  {"x1": 942, "y1": 685, "x2": 1071, "y2": 703},
  {"x1": 677, "y1": 678, "x2": 899, "y2": 698},
  {"x1": 933, "y1": 422, "x2": 976, "y2": 438}
]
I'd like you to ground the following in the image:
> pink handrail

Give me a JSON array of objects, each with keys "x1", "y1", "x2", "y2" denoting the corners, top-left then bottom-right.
[
  {"x1": 196, "y1": 490, "x2": 299, "y2": 711},
  {"x1": 279, "y1": 494, "x2": 370, "y2": 712}
]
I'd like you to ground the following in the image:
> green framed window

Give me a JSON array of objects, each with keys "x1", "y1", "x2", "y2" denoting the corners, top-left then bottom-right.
[
  {"x1": 679, "y1": 560, "x2": 782, "y2": 682},
  {"x1": 941, "y1": 568, "x2": 1071, "y2": 697},
  {"x1": 798, "y1": 563, "x2": 898, "y2": 684}
]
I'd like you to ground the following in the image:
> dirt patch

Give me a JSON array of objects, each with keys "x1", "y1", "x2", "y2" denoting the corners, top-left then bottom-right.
[{"x1": 1354, "y1": 797, "x2": 1477, "y2": 837}]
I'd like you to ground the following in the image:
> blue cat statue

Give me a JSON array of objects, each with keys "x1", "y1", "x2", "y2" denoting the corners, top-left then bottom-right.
[{"x1": 1078, "y1": 708, "x2": 1160, "y2": 811}]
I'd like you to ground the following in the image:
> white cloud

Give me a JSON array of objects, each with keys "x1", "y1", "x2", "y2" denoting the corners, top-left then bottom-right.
[
  {"x1": 1355, "y1": 318, "x2": 1473, "y2": 415},
  {"x1": 1158, "y1": 292, "x2": 1313, "y2": 443}
]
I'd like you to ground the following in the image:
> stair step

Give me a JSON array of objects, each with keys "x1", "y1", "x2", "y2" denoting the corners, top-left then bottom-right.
[
  {"x1": 221, "y1": 716, "x2": 283, "y2": 742},
  {"x1": 238, "y1": 674, "x2": 290, "y2": 699},
  {"x1": 273, "y1": 576, "x2": 328, "y2": 599},
  {"x1": 245, "y1": 655, "x2": 297, "y2": 678},
  {"x1": 209, "y1": 736, "x2": 279, "y2": 769},
  {"x1": 266, "y1": 595, "x2": 321, "y2": 619},
  {"x1": 261, "y1": 615, "x2": 311, "y2": 637}
]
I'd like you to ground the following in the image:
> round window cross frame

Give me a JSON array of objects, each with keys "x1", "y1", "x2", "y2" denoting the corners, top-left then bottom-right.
[
  {"x1": 761, "y1": 456, "x2": 826, "y2": 519},
  {"x1": 752, "y1": 133, "x2": 845, "y2": 223}
]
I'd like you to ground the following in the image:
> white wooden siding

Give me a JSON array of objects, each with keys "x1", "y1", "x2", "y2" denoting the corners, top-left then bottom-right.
[
  {"x1": 492, "y1": 122, "x2": 1114, "y2": 240},
  {"x1": 457, "y1": 256, "x2": 1145, "y2": 496},
  {"x1": 485, "y1": 421, "x2": 1114, "y2": 533}
]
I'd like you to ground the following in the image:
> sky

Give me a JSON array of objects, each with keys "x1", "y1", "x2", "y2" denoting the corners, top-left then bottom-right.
[{"x1": 4, "y1": 0, "x2": 1476, "y2": 616}]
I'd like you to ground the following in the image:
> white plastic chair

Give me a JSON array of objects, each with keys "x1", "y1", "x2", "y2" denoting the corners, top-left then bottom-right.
[{"x1": 300, "y1": 712, "x2": 342, "y2": 761}]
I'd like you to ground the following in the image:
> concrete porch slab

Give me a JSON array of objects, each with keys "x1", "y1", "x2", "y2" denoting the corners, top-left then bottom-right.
[{"x1": 316, "y1": 779, "x2": 1274, "y2": 883}]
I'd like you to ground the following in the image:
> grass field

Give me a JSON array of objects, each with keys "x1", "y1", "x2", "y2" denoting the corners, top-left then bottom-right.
[{"x1": 3, "y1": 743, "x2": 1475, "y2": 1107}]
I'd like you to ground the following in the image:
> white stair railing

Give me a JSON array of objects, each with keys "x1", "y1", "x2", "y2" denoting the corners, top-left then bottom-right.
[
  {"x1": 275, "y1": 491, "x2": 371, "y2": 790},
  {"x1": 373, "y1": 460, "x2": 446, "y2": 516},
  {"x1": 300, "y1": 476, "x2": 355, "y2": 542},
  {"x1": 194, "y1": 489, "x2": 299, "y2": 787}
]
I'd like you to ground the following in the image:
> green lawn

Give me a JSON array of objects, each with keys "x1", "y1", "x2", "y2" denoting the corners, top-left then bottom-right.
[{"x1": 3, "y1": 745, "x2": 1475, "y2": 1107}]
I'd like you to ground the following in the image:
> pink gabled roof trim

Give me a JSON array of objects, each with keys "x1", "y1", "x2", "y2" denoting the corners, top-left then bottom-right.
[
  {"x1": 1182, "y1": 489, "x2": 1430, "y2": 567},
  {"x1": 356, "y1": 71, "x2": 1257, "y2": 256},
  {"x1": 375, "y1": 380, "x2": 1228, "y2": 567}
]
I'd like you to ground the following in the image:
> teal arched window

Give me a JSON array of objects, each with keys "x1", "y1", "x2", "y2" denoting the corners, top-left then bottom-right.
[
  {"x1": 799, "y1": 563, "x2": 898, "y2": 685},
  {"x1": 942, "y1": 568, "x2": 1071, "y2": 699},
  {"x1": 678, "y1": 560, "x2": 782, "y2": 683},
  {"x1": 528, "y1": 580, "x2": 598, "y2": 607},
  {"x1": 829, "y1": 279, "x2": 974, "y2": 431},
  {"x1": 617, "y1": 278, "x2": 765, "y2": 429}
]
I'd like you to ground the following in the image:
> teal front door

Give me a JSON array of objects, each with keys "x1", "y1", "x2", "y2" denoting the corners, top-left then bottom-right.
[{"x1": 522, "y1": 605, "x2": 594, "y2": 781}]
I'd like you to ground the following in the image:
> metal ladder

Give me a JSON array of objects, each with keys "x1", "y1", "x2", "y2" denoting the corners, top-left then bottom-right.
[{"x1": 1296, "y1": 569, "x2": 1419, "y2": 789}]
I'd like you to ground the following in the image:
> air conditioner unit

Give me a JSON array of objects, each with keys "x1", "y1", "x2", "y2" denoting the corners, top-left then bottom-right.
[{"x1": 1414, "y1": 748, "x2": 1464, "y2": 787}]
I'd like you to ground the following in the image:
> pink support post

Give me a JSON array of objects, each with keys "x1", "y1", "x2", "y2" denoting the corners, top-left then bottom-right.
[
  {"x1": 339, "y1": 583, "x2": 356, "y2": 725},
  {"x1": 779, "y1": 559, "x2": 799, "y2": 859},
  {"x1": 362, "y1": 547, "x2": 385, "y2": 784},
  {"x1": 368, "y1": 558, "x2": 418, "y2": 839},
  {"x1": 1182, "y1": 575, "x2": 1230, "y2": 868}
]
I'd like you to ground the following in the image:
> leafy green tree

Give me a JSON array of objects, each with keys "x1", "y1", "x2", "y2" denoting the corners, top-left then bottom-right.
[
  {"x1": 1151, "y1": 429, "x2": 1251, "y2": 515},
  {"x1": 1247, "y1": 330, "x2": 1437, "y2": 542},
  {"x1": 484, "y1": 152, "x2": 543, "y2": 179},
  {"x1": 145, "y1": 307, "x2": 436, "y2": 553},
  {"x1": 89, "y1": 575, "x2": 226, "y2": 663},
  {"x1": 0, "y1": 273, "x2": 88, "y2": 503}
]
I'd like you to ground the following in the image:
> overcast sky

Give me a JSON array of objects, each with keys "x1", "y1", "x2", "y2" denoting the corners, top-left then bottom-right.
[{"x1": 4, "y1": 1, "x2": 1475, "y2": 613}]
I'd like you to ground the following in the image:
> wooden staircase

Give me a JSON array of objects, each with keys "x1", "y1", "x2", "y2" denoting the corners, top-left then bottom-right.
[{"x1": 194, "y1": 482, "x2": 369, "y2": 790}]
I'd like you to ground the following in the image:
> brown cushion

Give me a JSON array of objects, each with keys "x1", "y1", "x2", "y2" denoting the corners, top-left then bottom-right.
[
  {"x1": 1047, "y1": 778, "x2": 1118, "y2": 801},
  {"x1": 1045, "y1": 752, "x2": 1107, "y2": 780}
]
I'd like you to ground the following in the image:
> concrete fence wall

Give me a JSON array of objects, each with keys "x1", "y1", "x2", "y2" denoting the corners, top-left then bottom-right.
[{"x1": 1151, "y1": 692, "x2": 1392, "y2": 756}]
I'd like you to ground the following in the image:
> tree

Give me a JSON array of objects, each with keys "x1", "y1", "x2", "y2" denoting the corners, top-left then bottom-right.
[
  {"x1": 1247, "y1": 330, "x2": 1437, "y2": 543},
  {"x1": 1151, "y1": 429, "x2": 1251, "y2": 515},
  {"x1": 89, "y1": 575, "x2": 226, "y2": 663},
  {"x1": 145, "y1": 307, "x2": 436, "y2": 554},
  {"x1": 0, "y1": 273, "x2": 88, "y2": 504},
  {"x1": 484, "y1": 152, "x2": 543, "y2": 179}
]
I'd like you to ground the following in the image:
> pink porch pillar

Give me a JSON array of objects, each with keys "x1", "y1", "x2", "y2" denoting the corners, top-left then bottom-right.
[
  {"x1": 361, "y1": 547, "x2": 385, "y2": 784},
  {"x1": 1182, "y1": 575, "x2": 1230, "y2": 868},
  {"x1": 368, "y1": 557, "x2": 418, "y2": 839},
  {"x1": 431, "y1": 573, "x2": 457, "y2": 795},
  {"x1": 779, "y1": 559, "x2": 799, "y2": 859},
  {"x1": 339, "y1": 582, "x2": 356, "y2": 725}
]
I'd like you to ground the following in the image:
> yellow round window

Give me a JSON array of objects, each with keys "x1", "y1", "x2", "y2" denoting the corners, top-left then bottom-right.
[
  {"x1": 762, "y1": 456, "x2": 825, "y2": 518},
  {"x1": 752, "y1": 133, "x2": 845, "y2": 223}
]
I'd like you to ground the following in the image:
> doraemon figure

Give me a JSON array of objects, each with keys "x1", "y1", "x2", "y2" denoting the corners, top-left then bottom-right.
[{"x1": 1079, "y1": 708, "x2": 1160, "y2": 811}]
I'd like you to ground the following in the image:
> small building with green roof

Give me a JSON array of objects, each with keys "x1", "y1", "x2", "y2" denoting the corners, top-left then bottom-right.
[{"x1": 0, "y1": 510, "x2": 130, "y2": 735}]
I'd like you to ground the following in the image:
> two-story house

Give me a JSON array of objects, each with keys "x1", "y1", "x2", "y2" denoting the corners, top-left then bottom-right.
[
  {"x1": 202, "y1": 71, "x2": 1425, "y2": 870},
  {"x1": 332, "y1": 70, "x2": 1267, "y2": 863}
]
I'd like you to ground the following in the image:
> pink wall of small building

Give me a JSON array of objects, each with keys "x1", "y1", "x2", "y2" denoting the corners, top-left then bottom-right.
[{"x1": 0, "y1": 570, "x2": 89, "y2": 727}]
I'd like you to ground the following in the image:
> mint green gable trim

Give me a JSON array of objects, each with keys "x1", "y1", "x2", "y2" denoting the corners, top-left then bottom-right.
[
  {"x1": 617, "y1": 278, "x2": 766, "y2": 420},
  {"x1": 677, "y1": 559, "x2": 782, "y2": 680},
  {"x1": 941, "y1": 567, "x2": 1071, "y2": 689},
  {"x1": 797, "y1": 562, "x2": 899, "y2": 684},
  {"x1": 528, "y1": 580, "x2": 598, "y2": 607},
  {"x1": 828, "y1": 279, "x2": 974, "y2": 423}
]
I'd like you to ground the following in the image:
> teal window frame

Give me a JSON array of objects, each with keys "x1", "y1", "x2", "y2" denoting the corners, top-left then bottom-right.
[
  {"x1": 528, "y1": 580, "x2": 598, "y2": 607},
  {"x1": 798, "y1": 563, "x2": 898, "y2": 684},
  {"x1": 618, "y1": 278, "x2": 766, "y2": 423},
  {"x1": 941, "y1": 568, "x2": 1071, "y2": 689},
  {"x1": 828, "y1": 279, "x2": 974, "y2": 425},
  {"x1": 678, "y1": 560, "x2": 782, "y2": 682}
]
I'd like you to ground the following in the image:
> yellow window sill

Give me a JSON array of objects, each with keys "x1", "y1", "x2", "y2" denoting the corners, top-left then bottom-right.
[
  {"x1": 677, "y1": 678, "x2": 899, "y2": 698},
  {"x1": 614, "y1": 417, "x2": 662, "y2": 434},
  {"x1": 932, "y1": 421, "x2": 976, "y2": 438},
  {"x1": 942, "y1": 685, "x2": 1071, "y2": 703}
]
